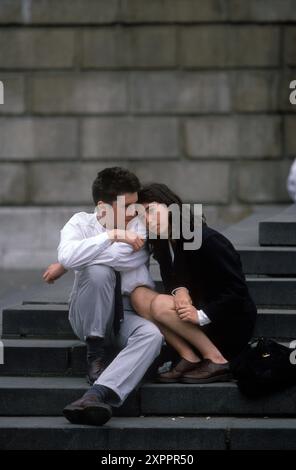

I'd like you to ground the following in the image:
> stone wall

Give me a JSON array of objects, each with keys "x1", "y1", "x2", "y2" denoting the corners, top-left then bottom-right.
[{"x1": 0, "y1": 0, "x2": 295, "y2": 267}]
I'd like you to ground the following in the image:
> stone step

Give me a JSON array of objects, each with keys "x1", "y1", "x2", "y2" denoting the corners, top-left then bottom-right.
[
  {"x1": 3, "y1": 304, "x2": 296, "y2": 339},
  {"x1": 238, "y1": 247, "x2": 296, "y2": 275},
  {"x1": 0, "y1": 339, "x2": 86, "y2": 376},
  {"x1": 259, "y1": 205, "x2": 296, "y2": 247},
  {"x1": 0, "y1": 416, "x2": 296, "y2": 450},
  {"x1": 254, "y1": 308, "x2": 296, "y2": 338},
  {"x1": 2, "y1": 304, "x2": 74, "y2": 338},
  {"x1": 2, "y1": 303, "x2": 296, "y2": 340},
  {"x1": 1, "y1": 376, "x2": 296, "y2": 418},
  {"x1": 0, "y1": 377, "x2": 139, "y2": 417},
  {"x1": 151, "y1": 276, "x2": 296, "y2": 307},
  {"x1": 0, "y1": 338, "x2": 172, "y2": 378},
  {"x1": 247, "y1": 278, "x2": 296, "y2": 307},
  {"x1": 150, "y1": 246, "x2": 296, "y2": 276}
]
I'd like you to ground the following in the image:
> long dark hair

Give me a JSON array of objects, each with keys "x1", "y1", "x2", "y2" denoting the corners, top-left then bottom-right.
[
  {"x1": 138, "y1": 183, "x2": 183, "y2": 209},
  {"x1": 138, "y1": 183, "x2": 206, "y2": 250}
]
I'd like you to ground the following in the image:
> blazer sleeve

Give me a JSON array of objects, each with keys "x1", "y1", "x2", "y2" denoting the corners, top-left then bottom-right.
[
  {"x1": 170, "y1": 240, "x2": 191, "y2": 292},
  {"x1": 200, "y1": 234, "x2": 249, "y2": 322}
]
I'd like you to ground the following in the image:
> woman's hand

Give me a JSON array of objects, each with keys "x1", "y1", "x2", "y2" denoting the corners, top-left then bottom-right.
[
  {"x1": 177, "y1": 304, "x2": 199, "y2": 324},
  {"x1": 43, "y1": 263, "x2": 67, "y2": 284},
  {"x1": 173, "y1": 287, "x2": 192, "y2": 310}
]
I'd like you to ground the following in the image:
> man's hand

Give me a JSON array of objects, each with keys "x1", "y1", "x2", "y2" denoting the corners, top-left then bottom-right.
[
  {"x1": 108, "y1": 229, "x2": 145, "y2": 252},
  {"x1": 43, "y1": 263, "x2": 67, "y2": 284},
  {"x1": 177, "y1": 304, "x2": 199, "y2": 324},
  {"x1": 173, "y1": 287, "x2": 192, "y2": 311}
]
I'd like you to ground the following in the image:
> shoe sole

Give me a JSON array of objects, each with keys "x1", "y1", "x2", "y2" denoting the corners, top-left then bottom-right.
[
  {"x1": 180, "y1": 373, "x2": 233, "y2": 384},
  {"x1": 63, "y1": 404, "x2": 112, "y2": 426}
]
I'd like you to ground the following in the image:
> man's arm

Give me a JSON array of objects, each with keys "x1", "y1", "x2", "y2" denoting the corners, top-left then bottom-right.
[
  {"x1": 57, "y1": 214, "x2": 148, "y2": 271},
  {"x1": 43, "y1": 263, "x2": 67, "y2": 284},
  {"x1": 57, "y1": 220, "x2": 113, "y2": 270}
]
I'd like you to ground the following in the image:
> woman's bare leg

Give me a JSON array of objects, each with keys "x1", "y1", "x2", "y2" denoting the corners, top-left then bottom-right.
[
  {"x1": 131, "y1": 287, "x2": 201, "y2": 363},
  {"x1": 150, "y1": 294, "x2": 227, "y2": 364}
]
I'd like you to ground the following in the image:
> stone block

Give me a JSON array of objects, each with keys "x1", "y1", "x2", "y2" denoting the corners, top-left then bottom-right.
[
  {"x1": 238, "y1": 161, "x2": 292, "y2": 203},
  {"x1": 285, "y1": 116, "x2": 296, "y2": 156},
  {"x1": 130, "y1": 71, "x2": 231, "y2": 113},
  {"x1": 0, "y1": 163, "x2": 27, "y2": 203},
  {"x1": 0, "y1": 28, "x2": 75, "y2": 68},
  {"x1": 0, "y1": 0, "x2": 22, "y2": 23},
  {"x1": 82, "y1": 117, "x2": 179, "y2": 158},
  {"x1": 180, "y1": 26, "x2": 280, "y2": 68},
  {"x1": 82, "y1": 26, "x2": 176, "y2": 68},
  {"x1": 121, "y1": 0, "x2": 228, "y2": 23},
  {"x1": 30, "y1": 73, "x2": 128, "y2": 114},
  {"x1": 129, "y1": 161, "x2": 230, "y2": 203},
  {"x1": 230, "y1": 0, "x2": 296, "y2": 22},
  {"x1": 185, "y1": 116, "x2": 281, "y2": 158},
  {"x1": 232, "y1": 71, "x2": 279, "y2": 112},
  {"x1": 29, "y1": 0, "x2": 120, "y2": 24},
  {"x1": 0, "y1": 74, "x2": 25, "y2": 114},
  {"x1": 0, "y1": 117, "x2": 78, "y2": 159}
]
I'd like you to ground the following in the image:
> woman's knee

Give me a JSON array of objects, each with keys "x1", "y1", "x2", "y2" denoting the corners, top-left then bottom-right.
[
  {"x1": 131, "y1": 287, "x2": 158, "y2": 320},
  {"x1": 150, "y1": 294, "x2": 176, "y2": 322}
]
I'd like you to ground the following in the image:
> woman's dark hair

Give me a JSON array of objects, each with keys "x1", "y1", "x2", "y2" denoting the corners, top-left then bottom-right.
[
  {"x1": 138, "y1": 183, "x2": 183, "y2": 208},
  {"x1": 138, "y1": 183, "x2": 206, "y2": 246},
  {"x1": 92, "y1": 167, "x2": 141, "y2": 205}
]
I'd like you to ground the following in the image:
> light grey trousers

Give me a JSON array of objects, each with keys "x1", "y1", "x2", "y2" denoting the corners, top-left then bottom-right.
[{"x1": 68, "y1": 264, "x2": 164, "y2": 407}]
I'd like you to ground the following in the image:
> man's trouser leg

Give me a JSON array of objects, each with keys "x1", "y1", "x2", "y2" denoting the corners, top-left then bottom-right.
[
  {"x1": 94, "y1": 300, "x2": 165, "y2": 407},
  {"x1": 69, "y1": 264, "x2": 116, "y2": 341}
]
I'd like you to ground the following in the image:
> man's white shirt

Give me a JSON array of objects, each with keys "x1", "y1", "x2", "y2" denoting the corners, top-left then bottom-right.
[{"x1": 57, "y1": 211, "x2": 155, "y2": 300}]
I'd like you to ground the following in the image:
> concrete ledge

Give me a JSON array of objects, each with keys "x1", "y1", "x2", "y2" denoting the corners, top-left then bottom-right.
[{"x1": 259, "y1": 205, "x2": 296, "y2": 247}]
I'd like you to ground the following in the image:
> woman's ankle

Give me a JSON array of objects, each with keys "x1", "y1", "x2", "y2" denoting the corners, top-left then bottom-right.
[
  {"x1": 180, "y1": 353, "x2": 201, "y2": 363},
  {"x1": 204, "y1": 354, "x2": 228, "y2": 364}
]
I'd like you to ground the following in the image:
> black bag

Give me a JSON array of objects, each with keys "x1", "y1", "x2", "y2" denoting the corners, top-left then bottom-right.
[{"x1": 230, "y1": 337, "x2": 296, "y2": 398}]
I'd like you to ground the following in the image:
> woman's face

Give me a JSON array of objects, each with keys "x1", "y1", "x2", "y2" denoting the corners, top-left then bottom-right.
[{"x1": 142, "y1": 202, "x2": 170, "y2": 237}]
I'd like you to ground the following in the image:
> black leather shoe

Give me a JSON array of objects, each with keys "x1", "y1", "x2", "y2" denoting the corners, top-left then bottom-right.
[
  {"x1": 63, "y1": 394, "x2": 112, "y2": 426},
  {"x1": 87, "y1": 358, "x2": 107, "y2": 385},
  {"x1": 157, "y1": 358, "x2": 201, "y2": 383},
  {"x1": 180, "y1": 359, "x2": 232, "y2": 384}
]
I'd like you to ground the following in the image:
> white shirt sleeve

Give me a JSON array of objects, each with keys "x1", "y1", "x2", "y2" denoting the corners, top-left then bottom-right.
[
  {"x1": 57, "y1": 216, "x2": 113, "y2": 269},
  {"x1": 58, "y1": 214, "x2": 149, "y2": 271},
  {"x1": 287, "y1": 159, "x2": 296, "y2": 202},
  {"x1": 196, "y1": 309, "x2": 211, "y2": 326}
]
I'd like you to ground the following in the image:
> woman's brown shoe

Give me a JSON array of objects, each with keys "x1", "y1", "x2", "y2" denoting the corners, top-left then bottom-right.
[
  {"x1": 157, "y1": 358, "x2": 201, "y2": 383},
  {"x1": 180, "y1": 359, "x2": 232, "y2": 384}
]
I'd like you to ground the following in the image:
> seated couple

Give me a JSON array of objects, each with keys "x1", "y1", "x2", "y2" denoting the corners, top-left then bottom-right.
[{"x1": 43, "y1": 166, "x2": 257, "y2": 426}]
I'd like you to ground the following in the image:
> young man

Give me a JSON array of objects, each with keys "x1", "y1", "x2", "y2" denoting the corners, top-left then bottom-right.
[{"x1": 47, "y1": 167, "x2": 164, "y2": 426}]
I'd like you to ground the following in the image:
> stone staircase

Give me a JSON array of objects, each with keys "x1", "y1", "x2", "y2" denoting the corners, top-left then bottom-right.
[{"x1": 0, "y1": 206, "x2": 296, "y2": 450}]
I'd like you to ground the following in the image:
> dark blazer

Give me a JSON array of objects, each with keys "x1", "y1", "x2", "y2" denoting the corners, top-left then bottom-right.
[{"x1": 152, "y1": 223, "x2": 257, "y2": 358}]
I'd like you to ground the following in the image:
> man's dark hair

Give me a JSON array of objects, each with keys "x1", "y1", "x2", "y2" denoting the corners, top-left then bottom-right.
[{"x1": 92, "y1": 167, "x2": 141, "y2": 205}]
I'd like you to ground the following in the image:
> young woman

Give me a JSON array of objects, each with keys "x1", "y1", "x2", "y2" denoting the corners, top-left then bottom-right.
[{"x1": 130, "y1": 183, "x2": 257, "y2": 384}]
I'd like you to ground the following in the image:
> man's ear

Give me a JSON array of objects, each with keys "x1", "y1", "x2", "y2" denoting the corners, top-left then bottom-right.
[{"x1": 96, "y1": 201, "x2": 106, "y2": 219}]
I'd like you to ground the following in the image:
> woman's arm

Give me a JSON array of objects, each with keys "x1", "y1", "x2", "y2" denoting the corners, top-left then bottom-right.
[
  {"x1": 170, "y1": 241, "x2": 193, "y2": 309},
  {"x1": 200, "y1": 233, "x2": 249, "y2": 322}
]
